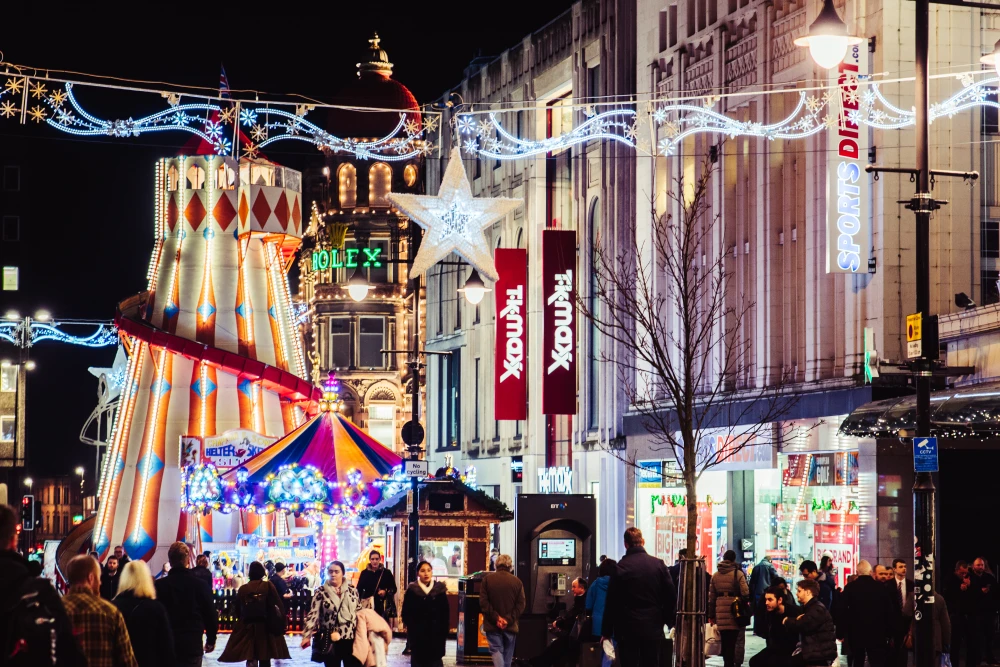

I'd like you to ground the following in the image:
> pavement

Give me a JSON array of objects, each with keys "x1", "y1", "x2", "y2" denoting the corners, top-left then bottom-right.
[{"x1": 204, "y1": 630, "x2": 767, "y2": 667}]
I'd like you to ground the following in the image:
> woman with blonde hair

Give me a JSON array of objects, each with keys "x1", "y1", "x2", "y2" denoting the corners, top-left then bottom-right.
[{"x1": 113, "y1": 560, "x2": 176, "y2": 667}]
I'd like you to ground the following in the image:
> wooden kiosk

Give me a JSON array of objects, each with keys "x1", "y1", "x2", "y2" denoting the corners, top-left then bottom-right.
[{"x1": 362, "y1": 475, "x2": 513, "y2": 633}]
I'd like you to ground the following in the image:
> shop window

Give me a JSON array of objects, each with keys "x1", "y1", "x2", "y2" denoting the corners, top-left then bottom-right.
[
  {"x1": 186, "y1": 163, "x2": 206, "y2": 189},
  {"x1": 403, "y1": 164, "x2": 418, "y2": 187},
  {"x1": 339, "y1": 164, "x2": 357, "y2": 209},
  {"x1": 329, "y1": 318, "x2": 351, "y2": 369},
  {"x1": 369, "y1": 162, "x2": 392, "y2": 208},
  {"x1": 359, "y1": 317, "x2": 385, "y2": 369},
  {"x1": 216, "y1": 162, "x2": 236, "y2": 190},
  {"x1": 438, "y1": 353, "x2": 461, "y2": 450},
  {"x1": 1, "y1": 365, "x2": 15, "y2": 392},
  {"x1": 367, "y1": 402, "x2": 395, "y2": 448},
  {"x1": 0, "y1": 416, "x2": 12, "y2": 442},
  {"x1": 419, "y1": 540, "x2": 464, "y2": 591},
  {"x1": 167, "y1": 164, "x2": 179, "y2": 191}
]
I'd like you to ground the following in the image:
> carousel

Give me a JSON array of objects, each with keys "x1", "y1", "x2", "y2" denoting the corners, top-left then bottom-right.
[{"x1": 181, "y1": 373, "x2": 405, "y2": 578}]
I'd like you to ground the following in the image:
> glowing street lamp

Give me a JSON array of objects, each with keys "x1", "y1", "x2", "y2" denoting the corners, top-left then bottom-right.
[
  {"x1": 981, "y1": 39, "x2": 1000, "y2": 77},
  {"x1": 344, "y1": 267, "x2": 371, "y2": 302},
  {"x1": 23, "y1": 477, "x2": 32, "y2": 491},
  {"x1": 458, "y1": 268, "x2": 491, "y2": 305},
  {"x1": 794, "y1": 0, "x2": 863, "y2": 69}
]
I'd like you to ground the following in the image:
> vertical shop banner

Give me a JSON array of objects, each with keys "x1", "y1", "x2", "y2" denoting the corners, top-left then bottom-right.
[
  {"x1": 494, "y1": 249, "x2": 527, "y2": 420},
  {"x1": 542, "y1": 229, "x2": 577, "y2": 415},
  {"x1": 826, "y1": 43, "x2": 869, "y2": 274}
]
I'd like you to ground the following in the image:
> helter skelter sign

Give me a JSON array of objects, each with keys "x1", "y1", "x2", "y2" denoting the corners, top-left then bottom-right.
[
  {"x1": 826, "y1": 43, "x2": 869, "y2": 274},
  {"x1": 495, "y1": 249, "x2": 527, "y2": 420},
  {"x1": 542, "y1": 230, "x2": 577, "y2": 415}
]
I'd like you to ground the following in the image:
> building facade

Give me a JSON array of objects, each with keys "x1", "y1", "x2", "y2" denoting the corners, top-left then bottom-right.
[
  {"x1": 630, "y1": 0, "x2": 994, "y2": 576},
  {"x1": 298, "y1": 35, "x2": 425, "y2": 455},
  {"x1": 34, "y1": 476, "x2": 84, "y2": 545},
  {"x1": 423, "y1": 0, "x2": 637, "y2": 558}
]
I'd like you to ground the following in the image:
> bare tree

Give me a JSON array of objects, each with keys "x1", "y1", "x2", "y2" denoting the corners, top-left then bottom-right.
[{"x1": 580, "y1": 154, "x2": 797, "y2": 667}]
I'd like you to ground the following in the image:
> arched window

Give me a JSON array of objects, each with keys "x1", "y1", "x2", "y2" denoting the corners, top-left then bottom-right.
[
  {"x1": 369, "y1": 162, "x2": 392, "y2": 208},
  {"x1": 515, "y1": 227, "x2": 524, "y2": 249},
  {"x1": 167, "y1": 164, "x2": 179, "y2": 191},
  {"x1": 216, "y1": 162, "x2": 236, "y2": 190},
  {"x1": 338, "y1": 164, "x2": 357, "y2": 209},
  {"x1": 186, "y1": 163, "x2": 206, "y2": 189}
]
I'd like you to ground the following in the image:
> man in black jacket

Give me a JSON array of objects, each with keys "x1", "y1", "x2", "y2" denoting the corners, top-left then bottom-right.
[
  {"x1": 602, "y1": 527, "x2": 676, "y2": 667},
  {"x1": 154, "y1": 542, "x2": 218, "y2": 667},
  {"x1": 944, "y1": 561, "x2": 972, "y2": 667},
  {"x1": 750, "y1": 585, "x2": 799, "y2": 667},
  {"x1": 886, "y1": 559, "x2": 916, "y2": 667},
  {"x1": 783, "y1": 578, "x2": 838, "y2": 667},
  {"x1": 967, "y1": 557, "x2": 998, "y2": 667},
  {"x1": 837, "y1": 560, "x2": 896, "y2": 667}
]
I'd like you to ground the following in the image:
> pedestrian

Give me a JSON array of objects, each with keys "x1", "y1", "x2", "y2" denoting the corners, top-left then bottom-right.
[
  {"x1": 304, "y1": 560, "x2": 323, "y2": 590},
  {"x1": 709, "y1": 549, "x2": 751, "y2": 667},
  {"x1": 154, "y1": 562, "x2": 170, "y2": 580},
  {"x1": 602, "y1": 527, "x2": 677, "y2": 667},
  {"x1": 586, "y1": 558, "x2": 617, "y2": 640},
  {"x1": 749, "y1": 585, "x2": 799, "y2": 667},
  {"x1": 528, "y1": 577, "x2": 591, "y2": 667},
  {"x1": 271, "y1": 562, "x2": 290, "y2": 598},
  {"x1": 799, "y1": 560, "x2": 835, "y2": 610},
  {"x1": 219, "y1": 561, "x2": 290, "y2": 667},
  {"x1": 967, "y1": 557, "x2": 997, "y2": 667},
  {"x1": 62, "y1": 554, "x2": 138, "y2": 667},
  {"x1": 193, "y1": 554, "x2": 214, "y2": 591},
  {"x1": 886, "y1": 558, "x2": 915, "y2": 667},
  {"x1": 401, "y1": 560, "x2": 450, "y2": 667},
  {"x1": 480, "y1": 553, "x2": 526, "y2": 667},
  {"x1": 101, "y1": 554, "x2": 122, "y2": 599},
  {"x1": 302, "y1": 560, "x2": 361, "y2": 667},
  {"x1": 874, "y1": 564, "x2": 894, "y2": 584},
  {"x1": 750, "y1": 556, "x2": 776, "y2": 637},
  {"x1": 0, "y1": 504, "x2": 85, "y2": 667},
  {"x1": 113, "y1": 545, "x2": 131, "y2": 568},
  {"x1": 113, "y1": 560, "x2": 176, "y2": 667},
  {"x1": 668, "y1": 548, "x2": 686, "y2": 588},
  {"x1": 357, "y1": 550, "x2": 397, "y2": 623},
  {"x1": 836, "y1": 560, "x2": 894, "y2": 667},
  {"x1": 907, "y1": 589, "x2": 951, "y2": 664},
  {"x1": 154, "y1": 541, "x2": 219, "y2": 667},
  {"x1": 781, "y1": 578, "x2": 838, "y2": 667},
  {"x1": 945, "y1": 560, "x2": 972, "y2": 667}
]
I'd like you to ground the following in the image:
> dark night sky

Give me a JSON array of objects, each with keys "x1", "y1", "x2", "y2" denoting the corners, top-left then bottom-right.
[{"x1": 0, "y1": 3, "x2": 572, "y2": 481}]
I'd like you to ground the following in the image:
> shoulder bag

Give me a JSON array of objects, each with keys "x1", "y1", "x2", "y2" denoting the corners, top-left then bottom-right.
[{"x1": 731, "y1": 570, "x2": 752, "y2": 627}]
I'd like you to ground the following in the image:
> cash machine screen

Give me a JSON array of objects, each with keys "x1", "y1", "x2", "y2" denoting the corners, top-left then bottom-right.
[{"x1": 538, "y1": 538, "x2": 576, "y2": 565}]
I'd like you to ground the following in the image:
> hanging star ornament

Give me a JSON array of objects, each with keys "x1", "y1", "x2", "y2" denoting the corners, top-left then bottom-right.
[{"x1": 389, "y1": 147, "x2": 521, "y2": 281}]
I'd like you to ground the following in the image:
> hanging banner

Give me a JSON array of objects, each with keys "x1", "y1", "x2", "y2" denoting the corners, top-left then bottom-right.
[
  {"x1": 542, "y1": 229, "x2": 577, "y2": 415},
  {"x1": 826, "y1": 43, "x2": 869, "y2": 274},
  {"x1": 180, "y1": 429, "x2": 276, "y2": 471},
  {"x1": 495, "y1": 248, "x2": 527, "y2": 420}
]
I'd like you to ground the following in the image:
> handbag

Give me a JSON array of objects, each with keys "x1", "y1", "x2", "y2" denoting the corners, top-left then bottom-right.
[
  {"x1": 705, "y1": 623, "x2": 722, "y2": 656},
  {"x1": 731, "y1": 570, "x2": 752, "y2": 627},
  {"x1": 314, "y1": 587, "x2": 349, "y2": 656}
]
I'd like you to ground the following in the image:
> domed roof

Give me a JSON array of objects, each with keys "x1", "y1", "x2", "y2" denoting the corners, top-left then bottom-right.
[{"x1": 328, "y1": 33, "x2": 420, "y2": 140}]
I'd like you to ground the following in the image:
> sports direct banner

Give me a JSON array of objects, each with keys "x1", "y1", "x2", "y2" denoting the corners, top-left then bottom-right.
[
  {"x1": 826, "y1": 43, "x2": 869, "y2": 274},
  {"x1": 542, "y1": 229, "x2": 577, "y2": 415},
  {"x1": 495, "y1": 249, "x2": 527, "y2": 420}
]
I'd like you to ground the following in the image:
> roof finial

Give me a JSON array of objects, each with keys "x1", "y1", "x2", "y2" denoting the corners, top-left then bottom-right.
[{"x1": 357, "y1": 31, "x2": 393, "y2": 78}]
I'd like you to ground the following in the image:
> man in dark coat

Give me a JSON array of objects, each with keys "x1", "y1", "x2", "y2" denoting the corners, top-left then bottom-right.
[
  {"x1": 886, "y1": 558, "x2": 916, "y2": 667},
  {"x1": 192, "y1": 554, "x2": 214, "y2": 591},
  {"x1": 783, "y1": 578, "x2": 838, "y2": 667},
  {"x1": 751, "y1": 557, "x2": 776, "y2": 637},
  {"x1": 750, "y1": 585, "x2": 800, "y2": 667},
  {"x1": 837, "y1": 560, "x2": 896, "y2": 667},
  {"x1": 529, "y1": 577, "x2": 591, "y2": 667},
  {"x1": 967, "y1": 557, "x2": 998, "y2": 667},
  {"x1": 602, "y1": 527, "x2": 677, "y2": 667},
  {"x1": 944, "y1": 560, "x2": 972, "y2": 667},
  {"x1": 800, "y1": 560, "x2": 835, "y2": 611},
  {"x1": 100, "y1": 554, "x2": 121, "y2": 599},
  {"x1": 357, "y1": 551, "x2": 397, "y2": 619},
  {"x1": 154, "y1": 541, "x2": 218, "y2": 666}
]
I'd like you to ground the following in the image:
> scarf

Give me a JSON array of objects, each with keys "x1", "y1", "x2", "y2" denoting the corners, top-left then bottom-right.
[{"x1": 418, "y1": 578, "x2": 435, "y2": 595}]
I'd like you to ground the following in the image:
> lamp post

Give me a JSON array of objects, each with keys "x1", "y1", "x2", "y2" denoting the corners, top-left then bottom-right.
[{"x1": 76, "y1": 466, "x2": 85, "y2": 497}]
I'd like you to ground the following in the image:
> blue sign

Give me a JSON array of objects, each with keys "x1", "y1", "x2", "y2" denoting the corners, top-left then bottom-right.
[{"x1": 914, "y1": 437, "x2": 939, "y2": 472}]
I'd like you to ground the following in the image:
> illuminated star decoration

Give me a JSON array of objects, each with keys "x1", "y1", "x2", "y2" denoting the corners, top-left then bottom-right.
[
  {"x1": 388, "y1": 147, "x2": 521, "y2": 281},
  {"x1": 88, "y1": 344, "x2": 129, "y2": 400}
]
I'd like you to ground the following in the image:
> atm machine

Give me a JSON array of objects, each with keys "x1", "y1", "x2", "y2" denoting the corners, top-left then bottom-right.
[{"x1": 514, "y1": 494, "x2": 596, "y2": 657}]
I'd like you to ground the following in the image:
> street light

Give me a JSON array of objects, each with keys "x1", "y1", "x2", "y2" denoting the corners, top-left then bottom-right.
[
  {"x1": 981, "y1": 39, "x2": 1000, "y2": 77},
  {"x1": 344, "y1": 267, "x2": 372, "y2": 302},
  {"x1": 793, "y1": 0, "x2": 863, "y2": 69},
  {"x1": 34, "y1": 310, "x2": 51, "y2": 322},
  {"x1": 24, "y1": 360, "x2": 35, "y2": 371},
  {"x1": 4, "y1": 310, "x2": 19, "y2": 320},
  {"x1": 458, "y1": 268, "x2": 491, "y2": 305},
  {"x1": 75, "y1": 466, "x2": 85, "y2": 493},
  {"x1": 23, "y1": 477, "x2": 32, "y2": 491}
]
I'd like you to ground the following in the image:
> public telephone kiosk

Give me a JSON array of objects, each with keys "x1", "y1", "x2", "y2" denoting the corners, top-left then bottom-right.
[{"x1": 514, "y1": 494, "x2": 596, "y2": 658}]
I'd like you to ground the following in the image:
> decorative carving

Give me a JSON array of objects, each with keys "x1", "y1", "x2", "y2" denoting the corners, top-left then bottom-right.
[
  {"x1": 771, "y1": 8, "x2": 807, "y2": 75},
  {"x1": 725, "y1": 33, "x2": 758, "y2": 92}
]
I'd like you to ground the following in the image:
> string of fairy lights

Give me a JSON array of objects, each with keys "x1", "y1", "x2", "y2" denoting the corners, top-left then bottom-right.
[{"x1": 2, "y1": 62, "x2": 999, "y2": 163}]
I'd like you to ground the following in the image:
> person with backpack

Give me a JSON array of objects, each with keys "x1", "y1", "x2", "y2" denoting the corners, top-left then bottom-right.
[
  {"x1": 62, "y1": 554, "x2": 138, "y2": 667},
  {"x1": 113, "y1": 561, "x2": 176, "y2": 667},
  {"x1": 0, "y1": 504, "x2": 85, "y2": 667},
  {"x1": 708, "y1": 550, "x2": 751, "y2": 667},
  {"x1": 219, "y1": 561, "x2": 290, "y2": 666}
]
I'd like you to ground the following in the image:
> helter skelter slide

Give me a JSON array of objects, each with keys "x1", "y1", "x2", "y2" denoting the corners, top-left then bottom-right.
[{"x1": 91, "y1": 151, "x2": 319, "y2": 563}]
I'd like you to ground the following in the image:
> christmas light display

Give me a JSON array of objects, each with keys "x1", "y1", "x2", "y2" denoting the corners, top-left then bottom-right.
[
  {"x1": 456, "y1": 108, "x2": 637, "y2": 160},
  {"x1": 389, "y1": 147, "x2": 522, "y2": 281},
  {"x1": 0, "y1": 319, "x2": 118, "y2": 347}
]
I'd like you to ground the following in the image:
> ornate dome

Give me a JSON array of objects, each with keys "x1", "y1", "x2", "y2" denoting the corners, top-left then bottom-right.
[{"x1": 328, "y1": 33, "x2": 420, "y2": 140}]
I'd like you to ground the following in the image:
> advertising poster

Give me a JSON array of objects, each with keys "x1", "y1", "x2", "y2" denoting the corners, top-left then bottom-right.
[
  {"x1": 542, "y1": 229, "x2": 576, "y2": 415},
  {"x1": 495, "y1": 248, "x2": 528, "y2": 420}
]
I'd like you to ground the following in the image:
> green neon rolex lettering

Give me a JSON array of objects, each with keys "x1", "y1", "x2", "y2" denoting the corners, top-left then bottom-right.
[
  {"x1": 331, "y1": 248, "x2": 344, "y2": 268},
  {"x1": 345, "y1": 248, "x2": 360, "y2": 268},
  {"x1": 312, "y1": 252, "x2": 321, "y2": 271},
  {"x1": 361, "y1": 247, "x2": 382, "y2": 268}
]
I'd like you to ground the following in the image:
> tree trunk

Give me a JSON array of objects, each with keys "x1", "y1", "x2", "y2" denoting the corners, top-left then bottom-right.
[{"x1": 676, "y1": 468, "x2": 706, "y2": 667}]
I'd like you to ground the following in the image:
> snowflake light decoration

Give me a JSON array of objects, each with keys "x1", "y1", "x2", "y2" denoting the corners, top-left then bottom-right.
[{"x1": 388, "y1": 147, "x2": 521, "y2": 281}]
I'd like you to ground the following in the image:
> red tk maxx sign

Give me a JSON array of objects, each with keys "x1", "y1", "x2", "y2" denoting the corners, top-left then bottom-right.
[
  {"x1": 542, "y1": 230, "x2": 577, "y2": 415},
  {"x1": 494, "y1": 249, "x2": 527, "y2": 420}
]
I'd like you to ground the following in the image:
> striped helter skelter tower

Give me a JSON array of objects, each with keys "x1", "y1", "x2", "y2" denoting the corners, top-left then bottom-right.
[{"x1": 93, "y1": 155, "x2": 318, "y2": 563}]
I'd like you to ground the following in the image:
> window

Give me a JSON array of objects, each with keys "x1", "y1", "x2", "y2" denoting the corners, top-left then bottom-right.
[
  {"x1": 369, "y1": 163, "x2": 392, "y2": 208},
  {"x1": 475, "y1": 155, "x2": 481, "y2": 180},
  {"x1": 2, "y1": 216, "x2": 19, "y2": 242},
  {"x1": 455, "y1": 268, "x2": 463, "y2": 330},
  {"x1": 983, "y1": 220, "x2": 999, "y2": 258},
  {"x1": 403, "y1": 164, "x2": 419, "y2": 187},
  {"x1": 359, "y1": 317, "x2": 386, "y2": 368},
  {"x1": 983, "y1": 269, "x2": 1000, "y2": 306},
  {"x1": 55, "y1": 487, "x2": 60, "y2": 505},
  {"x1": 186, "y1": 163, "x2": 206, "y2": 189},
  {"x1": 474, "y1": 358, "x2": 481, "y2": 442},
  {"x1": 984, "y1": 91, "x2": 999, "y2": 135},
  {"x1": 329, "y1": 318, "x2": 351, "y2": 369},
  {"x1": 0, "y1": 416, "x2": 13, "y2": 442},
  {"x1": 1, "y1": 366, "x2": 15, "y2": 392},
  {"x1": 588, "y1": 65, "x2": 601, "y2": 103},
  {"x1": 588, "y1": 198, "x2": 600, "y2": 430},
  {"x1": 216, "y1": 163, "x2": 236, "y2": 190},
  {"x1": 516, "y1": 111, "x2": 525, "y2": 139},
  {"x1": 369, "y1": 239, "x2": 389, "y2": 284},
  {"x1": 64, "y1": 487, "x2": 70, "y2": 504},
  {"x1": 3, "y1": 166, "x2": 20, "y2": 191},
  {"x1": 494, "y1": 418, "x2": 500, "y2": 441},
  {"x1": 439, "y1": 353, "x2": 461, "y2": 450},
  {"x1": 339, "y1": 164, "x2": 357, "y2": 209},
  {"x1": 515, "y1": 419, "x2": 523, "y2": 440},
  {"x1": 368, "y1": 403, "x2": 396, "y2": 448}
]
